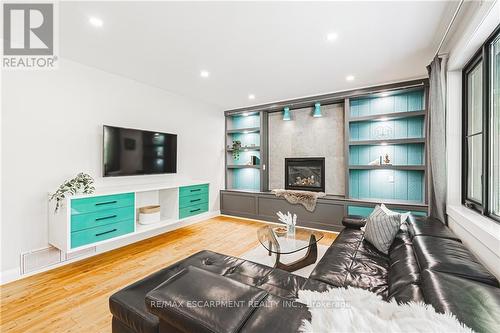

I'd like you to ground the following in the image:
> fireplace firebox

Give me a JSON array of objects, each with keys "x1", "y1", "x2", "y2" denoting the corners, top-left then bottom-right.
[{"x1": 285, "y1": 158, "x2": 325, "y2": 192}]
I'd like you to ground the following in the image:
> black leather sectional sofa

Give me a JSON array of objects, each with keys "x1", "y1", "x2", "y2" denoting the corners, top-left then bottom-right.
[{"x1": 109, "y1": 216, "x2": 500, "y2": 333}]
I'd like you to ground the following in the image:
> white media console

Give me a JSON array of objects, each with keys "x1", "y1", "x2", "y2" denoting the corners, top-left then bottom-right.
[{"x1": 49, "y1": 180, "x2": 210, "y2": 253}]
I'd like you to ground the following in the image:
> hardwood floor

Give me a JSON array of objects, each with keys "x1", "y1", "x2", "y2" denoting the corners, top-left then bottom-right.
[{"x1": 0, "y1": 216, "x2": 337, "y2": 333}]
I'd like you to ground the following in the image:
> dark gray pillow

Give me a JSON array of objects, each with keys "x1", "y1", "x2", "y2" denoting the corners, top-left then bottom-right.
[{"x1": 364, "y1": 205, "x2": 401, "y2": 254}]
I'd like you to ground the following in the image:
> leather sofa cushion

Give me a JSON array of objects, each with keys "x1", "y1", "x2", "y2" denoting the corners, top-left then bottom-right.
[
  {"x1": 413, "y1": 236, "x2": 499, "y2": 287},
  {"x1": 388, "y1": 243, "x2": 423, "y2": 303},
  {"x1": 407, "y1": 216, "x2": 461, "y2": 241},
  {"x1": 240, "y1": 294, "x2": 310, "y2": 333},
  {"x1": 309, "y1": 228, "x2": 389, "y2": 298},
  {"x1": 146, "y1": 266, "x2": 268, "y2": 333},
  {"x1": 421, "y1": 270, "x2": 500, "y2": 333}
]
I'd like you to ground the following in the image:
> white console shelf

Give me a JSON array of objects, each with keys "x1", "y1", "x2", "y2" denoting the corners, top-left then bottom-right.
[{"x1": 49, "y1": 180, "x2": 210, "y2": 253}]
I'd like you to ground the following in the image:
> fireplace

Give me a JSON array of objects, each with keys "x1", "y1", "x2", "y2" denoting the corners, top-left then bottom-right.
[{"x1": 285, "y1": 158, "x2": 325, "y2": 192}]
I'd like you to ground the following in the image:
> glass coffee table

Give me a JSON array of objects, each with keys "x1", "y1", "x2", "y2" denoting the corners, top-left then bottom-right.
[{"x1": 257, "y1": 225, "x2": 324, "y2": 272}]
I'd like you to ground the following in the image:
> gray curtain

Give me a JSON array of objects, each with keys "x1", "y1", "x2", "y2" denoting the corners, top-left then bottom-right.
[{"x1": 427, "y1": 56, "x2": 447, "y2": 223}]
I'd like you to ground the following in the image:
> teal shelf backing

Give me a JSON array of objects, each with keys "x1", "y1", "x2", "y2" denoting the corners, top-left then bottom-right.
[
  {"x1": 347, "y1": 205, "x2": 427, "y2": 217},
  {"x1": 228, "y1": 150, "x2": 261, "y2": 166},
  {"x1": 350, "y1": 89, "x2": 424, "y2": 117},
  {"x1": 228, "y1": 114, "x2": 260, "y2": 130},
  {"x1": 349, "y1": 116, "x2": 425, "y2": 142},
  {"x1": 349, "y1": 169, "x2": 424, "y2": 203},
  {"x1": 229, "y1": 132, "x2": 260, "y2": 147},
  {"x1": 349, "y1": 143, "x2": 424, "y2": 165},
  {"x1": 231, "y1": 168, "x2": 260, "y2": 191}
]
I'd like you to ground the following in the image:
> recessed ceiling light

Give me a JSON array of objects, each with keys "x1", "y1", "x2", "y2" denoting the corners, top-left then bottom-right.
[
  {"x1": 346, "y1": 75, "x2": 355, "y2": 81},
  {"x1": 326, "y1": 32, "x2": 338, "y2": 41},
  {"x1": 200, "y1": 70, "x2": 210, "y2": 78},
  {"x1": 248, "y1": 94, "x2": 255, "y2": 100},
  {"x1": 89, "y1": 17, "x2": 103, "y2": 27}
]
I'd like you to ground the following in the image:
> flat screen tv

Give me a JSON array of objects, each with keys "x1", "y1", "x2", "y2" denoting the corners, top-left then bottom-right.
[{"x1": 103, "y1": 125, "x2": 177, "y2": 177}]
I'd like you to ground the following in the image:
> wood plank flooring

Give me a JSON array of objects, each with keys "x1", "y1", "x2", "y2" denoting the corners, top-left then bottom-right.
[{"x1": 0, "y1": 216, "x2": 337, "y2": 333}]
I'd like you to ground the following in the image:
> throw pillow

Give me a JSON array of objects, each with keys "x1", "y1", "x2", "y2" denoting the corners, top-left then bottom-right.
[
  {"x1": 380, "y1": 203, "x2": 411, "y2": 224},
  {"x1": 364, "y1": 205, "x2": 401, "y2": 254}
]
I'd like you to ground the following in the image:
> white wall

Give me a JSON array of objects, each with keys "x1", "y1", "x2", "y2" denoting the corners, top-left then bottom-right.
[
  {"x1": 444, "y1": 1, "x2": 500, "y2": 278},
  {"x1": 1, "y1": 59, "x2": 224, "y2": 281}
]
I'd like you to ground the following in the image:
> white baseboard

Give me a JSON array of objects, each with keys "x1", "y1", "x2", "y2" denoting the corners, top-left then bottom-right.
[{"x1": 0, "y1": 210, "x2": 221, "y2": 286}]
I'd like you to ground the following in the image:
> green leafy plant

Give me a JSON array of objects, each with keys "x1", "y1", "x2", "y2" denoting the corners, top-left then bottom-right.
[
  {"x1": 50, "y1": 173, "x2": 95, "y2": 213},
  {"x1": 232, "y1": 140, "x2": 242, "y2": 160}
]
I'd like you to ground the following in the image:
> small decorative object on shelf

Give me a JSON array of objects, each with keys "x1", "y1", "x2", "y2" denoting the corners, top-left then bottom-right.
[
  {"x1": 231, "y1": 140, "x2": 242, "y2": 160},
  {"x1": 383, "y1": 154, "x2": 391, "y2": 165},
  {"x1": 50, "y1": 173, "x2": 95, "y2": 213},
  {"x1": 313, "y1": 103, "x2": 322, "y2": 118},
  {"x1": 368, "y1": 158, "x2": 381, "y2": 166},
  {"x1": 276, "y1": 211, "x2": 297, "y2": 235},
  {"x1": 138, "y1": 205, "x2": 161, "y2": 225}
]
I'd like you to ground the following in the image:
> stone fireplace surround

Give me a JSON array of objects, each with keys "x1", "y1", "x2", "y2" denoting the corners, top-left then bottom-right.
[{"x1": 268, "y1": 103, "x2": 345, "y2": 195}]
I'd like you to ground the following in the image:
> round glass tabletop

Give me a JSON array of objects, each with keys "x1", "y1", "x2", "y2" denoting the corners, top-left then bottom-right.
[{"x1": 257, "y1": 225, "x2": 324, "y2": 254}]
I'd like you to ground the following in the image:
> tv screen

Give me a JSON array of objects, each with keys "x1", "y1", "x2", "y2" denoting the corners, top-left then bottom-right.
[{"x1": 103, "y1": 125, "x2": 177, "y2": 177}]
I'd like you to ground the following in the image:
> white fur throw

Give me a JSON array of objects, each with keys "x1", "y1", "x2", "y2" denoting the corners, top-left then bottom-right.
[
  {"x1": 297, "y1": 287, "x2": 474, "y2": 333},
  {"x1": 272, "y1": 189, "x2": 326, "y2": 212}
]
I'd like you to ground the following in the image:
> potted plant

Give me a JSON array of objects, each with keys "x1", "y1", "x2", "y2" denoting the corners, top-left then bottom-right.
[
  {"x1": 50, "y1": 173, "x2": 95, "y2": 213},
  {"x1": 232, "y1": 140, "x2": 242, "y2": 160}
]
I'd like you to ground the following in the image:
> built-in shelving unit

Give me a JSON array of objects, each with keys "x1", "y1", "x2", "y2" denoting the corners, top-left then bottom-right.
[
  {"x1": 221, "y1": 79, "x2": 429, "y2": 223},
  {"x1": 225, "y1": 112, "x2": 268, "y2": 191},
  {"x1": 345, "y1": 85, "x2": 428, "y2": 216}
]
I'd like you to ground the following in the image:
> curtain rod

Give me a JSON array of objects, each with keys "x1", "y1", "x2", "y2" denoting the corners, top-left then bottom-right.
[{"x1": 434, "y1": 0, "x2": 464, "y2": 58}]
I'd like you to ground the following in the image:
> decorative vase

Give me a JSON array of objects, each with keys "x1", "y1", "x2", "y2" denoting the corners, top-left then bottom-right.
[{"x1": 287, "y1": 224, "x2": 296, "y2": 236}]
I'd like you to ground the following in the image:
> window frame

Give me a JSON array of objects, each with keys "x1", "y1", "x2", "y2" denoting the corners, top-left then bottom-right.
[{"x1": 462, "y1": 24, "x2": 500, "y2": 223}]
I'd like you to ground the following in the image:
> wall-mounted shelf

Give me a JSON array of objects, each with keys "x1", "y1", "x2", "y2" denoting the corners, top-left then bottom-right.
[
  {"x1": 226, "y1": 146, "x2": 260, "y2": 152},
  {"x1": 226, "y1": 127, "x2": 260, "y2": 134},
  {"x1": 349, "y1": 165, "x2": 425, "y2": 170},
  {"x1": 349, "y1": 138, "x2": 425, "y2": 146},
  {"x1": 349, "y1": 110, "x2": 426, "y2": 122},
  {"x1": 227, "y1": 165, "x2": 260, "y2": 169}
]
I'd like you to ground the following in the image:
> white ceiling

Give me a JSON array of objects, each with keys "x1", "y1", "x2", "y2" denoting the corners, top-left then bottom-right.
[{"x1": 60, "y1": 1, "x2": 456, "y2": 109}]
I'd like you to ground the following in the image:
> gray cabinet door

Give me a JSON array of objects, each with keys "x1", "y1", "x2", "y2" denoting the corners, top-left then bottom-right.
[{"x1": 257, "y1": 196, "x2": 344, "y2": 231}]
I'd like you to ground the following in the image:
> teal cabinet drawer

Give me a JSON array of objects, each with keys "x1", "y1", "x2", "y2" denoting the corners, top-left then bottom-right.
[
  {"x1": 71, "y1": 206, "x2": 134, "y2": 232},
  {"x1": 179, "y1": 193, "x2": 208, "y2": 209},
  {"x1": 179, "y1": 202, "x2": 208, "y2": 219},
  {"x1": 71, "y1": 219, "x2": 134, "y2": 249},
  {"x1": 179, "y1": 184, "x2": 209, "y2": 198},
  {"x1": 71, "y1": 193, "x2": 134, "y2": 215}
]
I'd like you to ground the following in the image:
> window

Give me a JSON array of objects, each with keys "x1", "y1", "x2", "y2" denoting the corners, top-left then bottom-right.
[
  {"x1": 491, "y1": 33, "x2": 500, "y2": 217},
  {"x1": 462, "y1": 25, "x2": 500, "y2": 221}
]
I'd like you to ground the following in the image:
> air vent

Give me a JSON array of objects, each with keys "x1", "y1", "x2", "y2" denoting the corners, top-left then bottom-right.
[{"x1": 21, "y1": 246, "x2": 62, "y2": 274}]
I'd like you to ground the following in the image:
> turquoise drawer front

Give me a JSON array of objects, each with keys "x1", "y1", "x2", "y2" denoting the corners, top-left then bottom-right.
[
  {"x1": 71, "y1": 193, "x2": 134, "y2": 215},
  {"x1": 71, "y1": 206, "x2": 134, "y2": 232},
  {"x1": 179, "y1": 202, "x2": 208, "y2": 219},
  {"x1": 179, "y1": 193, "x2": 208, "y2": 209},
  {"x1": 71, "y1": 219, "x2": 134, "y2": 249},
  {"x1": 179, "y1": 184, "x2": 209, "y2": 198}
]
